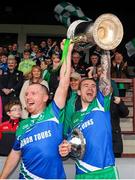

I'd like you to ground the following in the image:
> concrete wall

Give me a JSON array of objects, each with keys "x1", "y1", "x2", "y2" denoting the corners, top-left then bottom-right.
[
  {"x1": 0, "y1": 157, "x2": 135, "y2": 179},
  {"x1": 0, "y1": 24, "x2": 67, "y2": 52}
]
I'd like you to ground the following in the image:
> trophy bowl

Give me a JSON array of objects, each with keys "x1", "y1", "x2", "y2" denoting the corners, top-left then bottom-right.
[
  {"x1": 67, "y1": 128, "x2": 86, "y2": 160},
  {"x1": 67, "y1": 13, "x2": 123, "y2": 50}
]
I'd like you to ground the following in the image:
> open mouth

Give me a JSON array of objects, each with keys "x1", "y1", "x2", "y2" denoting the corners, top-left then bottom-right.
[
  {"x1": 86, "y1": 93, "x2": 92, "y2": 96},
  {"x1": 27, "y1": 102, "x2": 35, "y2": 107}
]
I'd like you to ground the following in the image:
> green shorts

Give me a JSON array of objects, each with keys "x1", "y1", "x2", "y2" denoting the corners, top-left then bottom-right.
[{"x1": 75, "y1": 166, "x2": 119, "y2": 179}]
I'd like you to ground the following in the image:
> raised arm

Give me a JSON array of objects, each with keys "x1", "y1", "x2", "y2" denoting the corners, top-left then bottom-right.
[
  {"x1": 98, "y1": 50, "x2": 111, "y2": 96},
  {"x1": 54, "y1": 39, "x2": 74, "y2": 109}
]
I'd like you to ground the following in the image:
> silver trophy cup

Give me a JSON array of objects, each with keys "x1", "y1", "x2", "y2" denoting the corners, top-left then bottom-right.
[
  {"x1": 67, "y1": 13, "x2": 123, "y2": 50},
  {"x1": 67, "y1": 128, "x2": 86, "y2": 160}
]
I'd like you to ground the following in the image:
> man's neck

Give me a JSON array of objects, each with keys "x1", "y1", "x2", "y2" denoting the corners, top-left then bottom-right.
[
  {"x1": 31, "y1": 106, "x2": 46, "y2": 118},
  {"x1": 31, "y1": 112, "x2": 41, "y2": 118},
  {"x1": 81, "y1": 101, "x2": 89, "y2": 111},
  {"x1": 32, "y1": 78, "x2": 42, "y2": 83},
  {"x1": 9, "y1": 69, "x2": 14, "y2": 73}
]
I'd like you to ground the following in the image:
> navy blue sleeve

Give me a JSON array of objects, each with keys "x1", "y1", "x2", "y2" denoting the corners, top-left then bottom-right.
[
  {"x1": 52, "y1": 100, "x2": 60, "y2": 119},
  {"x1": 12, "y1": 138, "x2": 21, "y2": 151}
]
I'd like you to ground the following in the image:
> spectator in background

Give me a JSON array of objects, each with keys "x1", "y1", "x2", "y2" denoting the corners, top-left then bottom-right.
[
  {"x1": 20, "y1": 65, "x2": 49, "y2": 119},
  {"x1": 39, "y1": 40, "x2": 48, "y2": 55},
  {"x1": 41, "y1": 58, "x2": 52, "y2": 83},
  {"x1": 72, "y1": 51, "x2": 87, "y2": 78},
  {"x1": 0, "y1": 99, "x2": 22, "y2": 156},
  {"x1": 89, "y1": 53, "x2": 101, "y2": 66},
  {"x1": 10, "y1": 43, "x2": 21, "y2": 66},
  {"x1": 48, "y1": 43, "x2": 62, "y2": 59},
  {"x1": 46, "y1": 38, "x2": 57, "y2": 58},
  {"x1": 30, "y1": 45, "x2": 39, "y2": 59},
  {"x1": 40, "y1": 60, "x2": 48, "y2": 79},
  {"x1": 0, "y1": 55, "x2": 24, "y2": 121},
  {"x1": 87, "y1": 53, "x2": 101, "y2": 77},
  {"x1": 0, "y1": 54, "x2": 8, "y2": 73},
  {"x1": 110, "y1": 96, "x2": 129, "y2": 157},
  {"x1": 3, "y1": 47, "x2": 8, "y2": 56},
  {"x1": 73, "y1": 43, "x2": 86, "y2": 60},
  {"x1": 47, "y1": 38, "x2": 53, "y2": 49},
  {"x1": 30, "y1": 41, "x2": 35, "y2": 52},
  {"x1": 32, "y1": 49, "x2": 45, "y2": 66},
  {"x1": 53, "y1": 44, "x2": 61, "y2": 55},
  {"x1": 45, "y1": 57, "x2": 52, "y2": 66},
  {"x1": 24, "y1": 43, "x2": 31, "y2": 52},
  {"x1": 43, "y1": 53, "x2": 61, "y2": 101},
  {"x1": 64, "y1": 72, "x2": 81, "y2": 137},
  {"x1": 18, "y1": 50, "x2": 36, "y2": 80},
  {"x1": 111, "y1": 52, "x2": 129, "y2": 97},
  {"x1": 111, "y1": 52, "x2": 128, "y2": 78},
  {"x1": 7, "y1": 45, "x2": 13, "y2": 55}
]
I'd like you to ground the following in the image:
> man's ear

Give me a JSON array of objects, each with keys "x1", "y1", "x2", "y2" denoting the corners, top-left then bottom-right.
[
  {"x1": 43, "y1": 94, "x2": 49, "y2": 103},
  {"x1": 77, "y1": 90, "x2": 81, "y2": 96}
]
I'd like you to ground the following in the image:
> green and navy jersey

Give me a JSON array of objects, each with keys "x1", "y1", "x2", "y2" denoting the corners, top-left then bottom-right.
[
  {"x1": 70, "y1": 91, "x2": 115, "y2": 175},
  {"x1": 13, "y1": 101, "x2": 66, "y2": 179}
]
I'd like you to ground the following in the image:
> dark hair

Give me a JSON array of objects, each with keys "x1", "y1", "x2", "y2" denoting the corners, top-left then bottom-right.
[
  {"x1": 31, "y1": 65, "x2": 42, "y2": 72},
  {"x1": 51, "y1": 52, "x2": 62, "y2": 59},
  {"x1": 90, "y1": 52, "x2": 100, "y2": 58},
  {"x1": 1, "y1": 53, "x2": 8, "y2": 57},
  {"x1": 23, "y1": 49, "x2": 31, "y2": 54},
  {"x1": 5, "y1": 99, "x2": 22, "y2": 112},
  {"x1": 78, "y1": 77, "x2": 97, "y2": 90}
]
